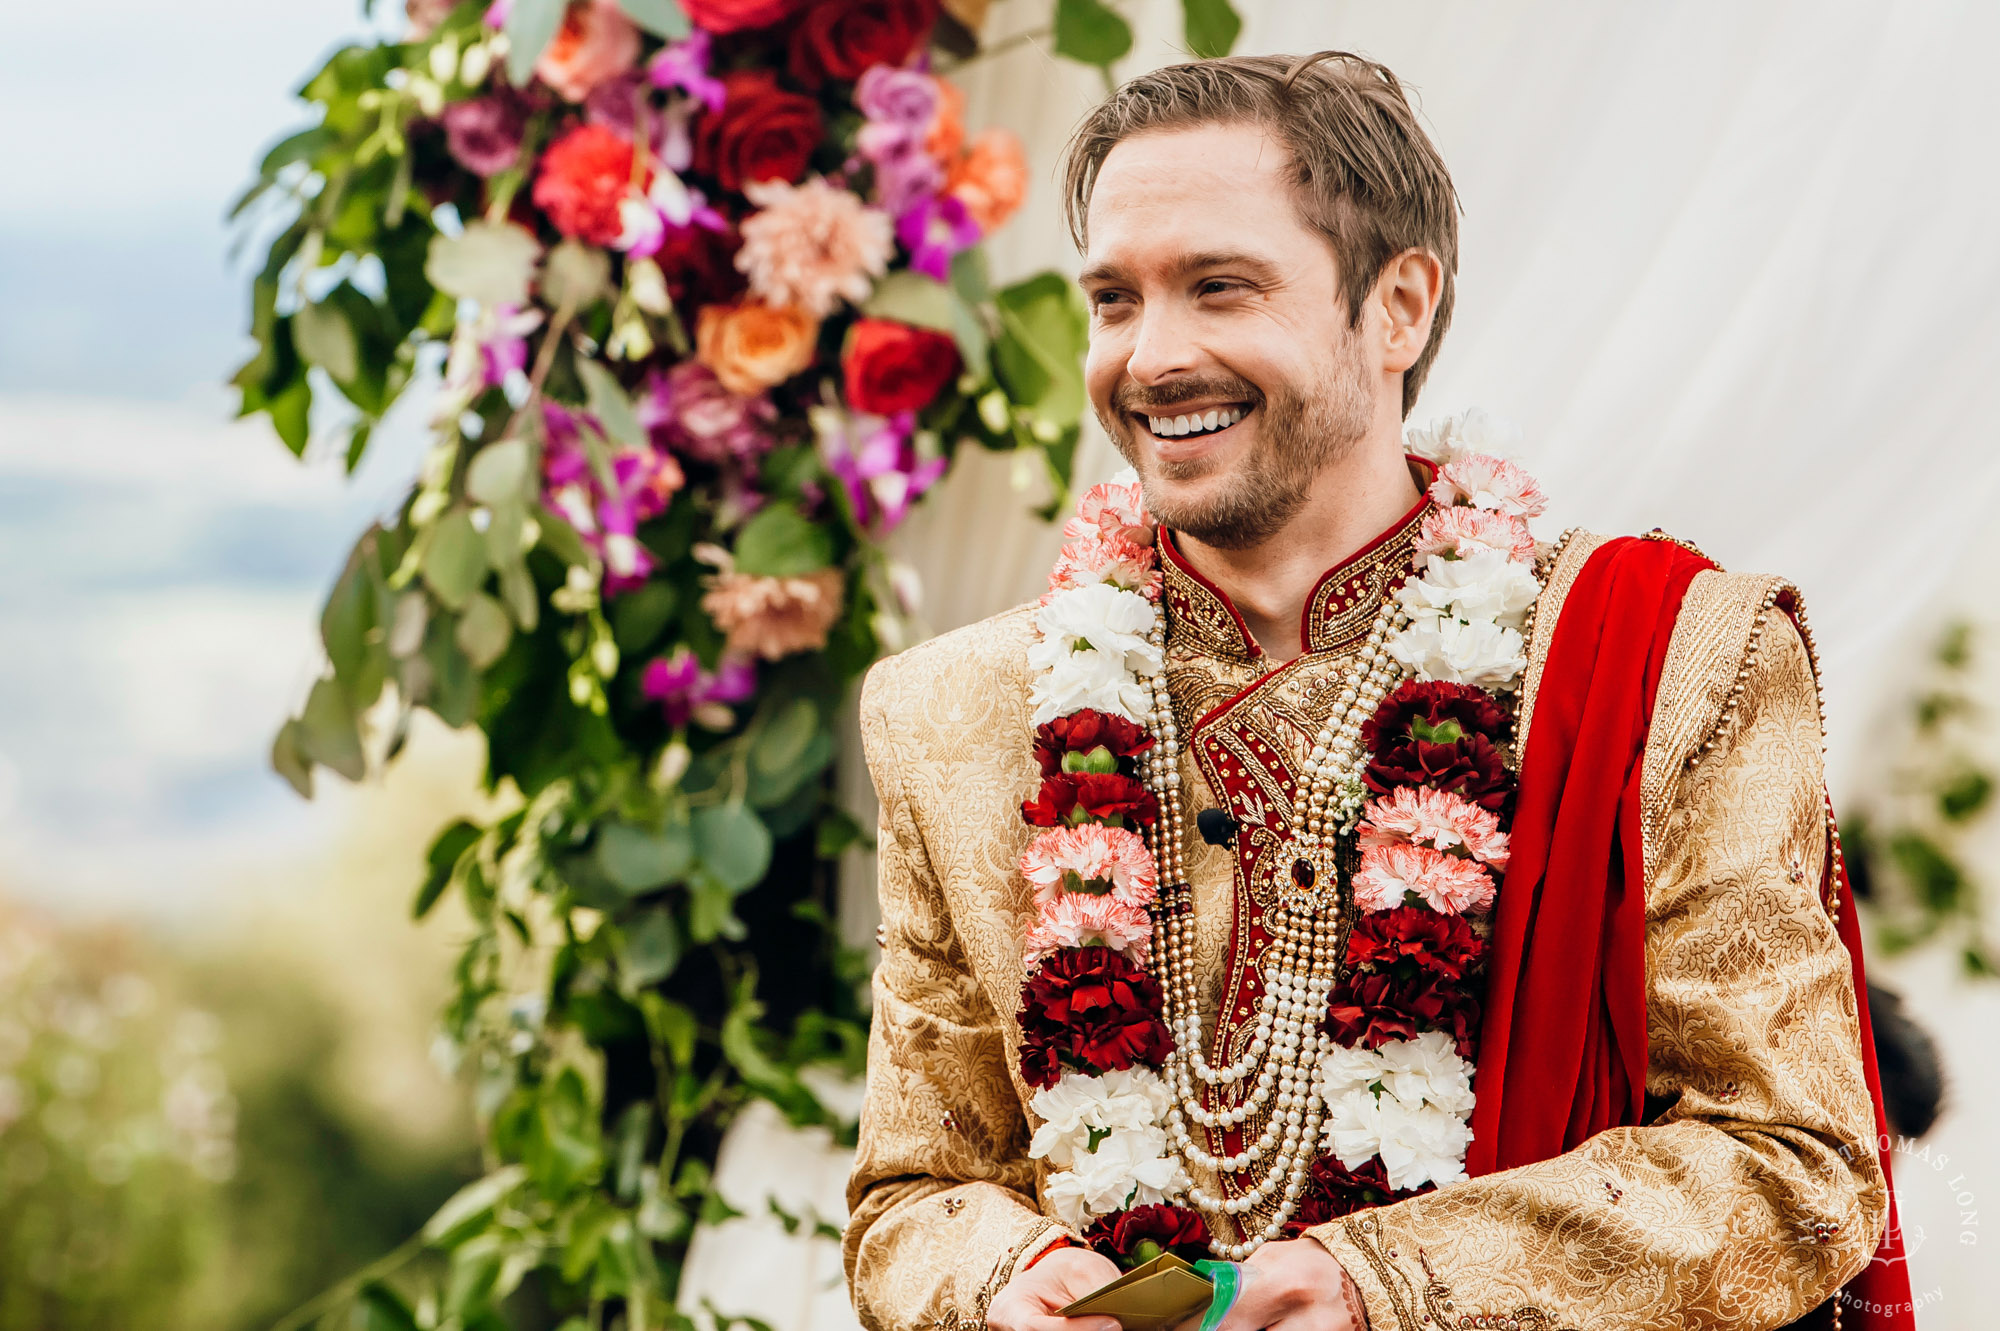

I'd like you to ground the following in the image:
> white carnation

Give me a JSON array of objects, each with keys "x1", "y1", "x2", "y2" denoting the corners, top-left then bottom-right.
[
  {"x1": 1028, "y1": 1068, "x2": 1171, "y2": 1168},
  {"x1": 1374, "y1": 1031, "x2": 1477, "y2": 1116},
  {"x1": 1404, "y1": 407, "x2": 1522, "y2": 466},
  {"x1": 1388, "y1": 616, "x2": 1527, "y2": 691},
  {"x1": 1317, "y1": 1033, "x2": 1477, "y2": 1192},
  {"x1": 1396, "y1": 551, "x2": 1540, "y2": 631},
  {"x1": 1042, "y1": 1122, "x2": 1186, "y2": 1228},
  {"x1": 1028, "y1": 584, "x2": 1162, "y2": 724},
  {"x1": 1028, "y1": 647, "x2": 1153, "y2": 724}
]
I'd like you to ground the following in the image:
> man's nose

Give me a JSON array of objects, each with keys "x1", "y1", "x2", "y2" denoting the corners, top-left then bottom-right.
[{"x1": 1124, "y1": 302, "x2": 1201, "y2": 385}]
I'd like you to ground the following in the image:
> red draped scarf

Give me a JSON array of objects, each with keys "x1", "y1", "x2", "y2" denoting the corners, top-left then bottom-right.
[{"x1": 1468, "y1": 536, "x2": 1915, "y2": 1330}]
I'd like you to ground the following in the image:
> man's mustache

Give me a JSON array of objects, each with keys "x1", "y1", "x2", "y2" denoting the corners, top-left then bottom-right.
[{"x1": 1111, "y1": 377, "x2": 1263, "y2": 414}]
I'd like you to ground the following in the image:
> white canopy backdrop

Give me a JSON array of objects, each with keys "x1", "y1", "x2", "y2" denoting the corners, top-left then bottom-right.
[{"x1": 677, "y1": 2, "x2": 2000, "y2": 1324}]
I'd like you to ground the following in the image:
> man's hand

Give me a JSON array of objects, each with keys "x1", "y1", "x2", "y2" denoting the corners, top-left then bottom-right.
[
  {"x1": 1182, "y1": 1238, "x2": 1366, "y2": 1331},
  {"x1": 987, "y1": 1245, "x2": 1123, "y2": 1331}
]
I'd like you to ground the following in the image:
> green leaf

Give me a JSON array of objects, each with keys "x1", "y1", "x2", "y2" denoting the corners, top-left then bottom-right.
[
  {"x1": 456, "y1": 591, "x2": 515, "y2": 669},
  {"x1": 467, "y1": 437, "x2": 533, "y2": 506},
  {"x1": 577, "y1": 359, "x2": 647, "y2": 448},
  {"x1": 611, "y1": 581, "x2": 678, "y2": 653},
  {"x1": 732, "y1": 504, "x2": 834, "y2": 577},
  {"x1": 505, "y1": 0, "x2": 569, "y2": 86},
  {"x1": 618, "y1": 0, "x2": 691, "y2": 38},
  {"x1": 321, "y1": 548, "x2": 383, "y2": 706},
  {"x1": 639, "y1": 994, "x2": 698, "y2": 1069},
  {"x1": 720, "y1": 992, "x2": 790, "y2": 1095},
  {"x1": 993, "y1": 271, "x2": 1091, "y2": 430},
  {"x1": 268, "y1": 374, "x2": 313, "y2": 456},
  {"x1": 416, "y1": 818, "x2": 482, "y2": 919},
  {"x1": 1939, "y1": 769, "x2": 1993, "y2": 823},
  {"x1": 256, "y1": 125, "x2": 338, "y2": 180},
  {"x1": 617, "y1": 907, "x2": 684, "y2": 988},
  {"x1": 596, "y1": 820, "x2": 694, "y2": 892},
  {"x1": 536, "y1": 506, "x2": 593, "y2": 567},
  {"x1": 542, "y1": 238, "x2": 612, "y2": 311},
  {"x1": 1053, "y1": 0, "x2": 1133, "y2": 66},
  {"x1": 293, "y1": 299, "x2": 360, "y2": 383},
  {"x1": 300, "y1": 674, "x2": 366, "y2": 781},
  {"x1": 752, "y1": 698, "x2": 819, "y2": 778},
  {"x1": 424, "y1": 510, "x2": 487, "y2": 610},
  {"x1": 423, "y1": 1164, "x2": 528, "y2": 1245},
  {"x1": 358, "y1": 1284, "x2": 422, "y2": 1331},
  {"x1": 427, "y1": 221, "x2": 541, "y2": 309},
  {"x1": 271, "y1": 718, "x2": 313, "y2": 798},
  {"x1": 1180, "y1": 0, "x2": 1241, "y2": 57},
  {"x1": 692, "y1": 803, "x2": 772, "y2": 892},
  {"x1": 863, "y1": 272, "x2": 988, "y2": 373},
  {"x1": 343, "y1": 418, "x2": 374, "y2": 475},
  {"x1": 528, "y1": 1067, "x2": 604, "y2": 1196}
]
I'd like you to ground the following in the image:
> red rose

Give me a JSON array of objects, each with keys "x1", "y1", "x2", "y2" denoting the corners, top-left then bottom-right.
[
  {"x1": 1017, "y1": 946, "x2": 1171, "y2": 1089},
  {"x1": 532, "y1": 122, "x2": 645, "y2": 245},
  {"x1": 842, "y1": 317, "x2": 962, "y2": 416},
  {"x1": 1083, "y1": 1204, "x2": 1210, "y2": 1268},
  {"x1": 656, "y1": 218, "x2": 747, "y2": 310},
  {"x1": 1022, "y1": 773, "x2": 1159, "y2": 829},
  {"x1": 1362, "y1": 680, "x2": 1509, "y2": 751},
  {"x1": 1344, "y1": 907, "x2": 1485, "y2": 982},
  {"x1": 1325, "y1": 970, "x2": 1482, "y2": 1058},
  {"x1": 692, "y1": 70, "x2": 823, "y2": 192},
  {"x1": 787, "y1": 0, "x2": 938, "y2": 89},
  {"x1": 1033, "y1": 710, "x2": 1154, "y2": 776},
  {"x1": 682, "y1": 0, "x2": 807, "y2": 31},
  {"x1": 1362, "y1": 731, "x2": 1514, "y2": 812}
]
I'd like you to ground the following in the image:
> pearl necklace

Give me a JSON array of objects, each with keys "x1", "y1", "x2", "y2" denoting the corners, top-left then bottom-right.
[{"x1": 1138, "y1": 593, "x2": 1411, "y2": 1257}]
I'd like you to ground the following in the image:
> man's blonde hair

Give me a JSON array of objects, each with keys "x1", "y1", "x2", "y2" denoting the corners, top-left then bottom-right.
[{"x1": 1060, "y1": 51, "x2": 1461, "y2": 418}]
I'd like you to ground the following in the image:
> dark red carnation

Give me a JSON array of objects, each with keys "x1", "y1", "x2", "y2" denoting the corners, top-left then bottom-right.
[
  {"x1": 655, "y1": 218, "x2": 748, "y2": 309},
  {"x1": 1324, "y1": 969, "x2": 1482, "y2": 1059},
  {"x1": 533, "y1": 122, "x2": 646, "y2": 245},
  {"x1": 787, "y1": 0, "x2": 938, "y2": 89},
  {"x1": 1361, "y1": 680, "x2": 1510, "y2": 752},
  {"x1": 842, "y1": 317, "x2": 961, "y2": 415},
  {"x1": 1363, "y1": 731, "x2": 1514, "y2": 812},
  {"x1": 1017, "y1": 946, "x2": 1171, "y2": 1089},
  {"x1": 691, "y1": 70, "x2": 823, "y2": 192},
  {"x1": 1345, "y1": 907, "x2": 1486, "y2": 982},
  {"x1": 1084, "y1": 1204, "x2": 1210, "y2": 1268},
  {"x1": 1033, "y1": 710, "x2": 1155, "y2": 777},
  {"x1": 682, "y1": 0, "x2": 808, "y2": 32},
  {"x1": 1022, "y1": 773, "x2": 1159, "y2": 829},
  {"x1": 1280, "y1": 1156, "x2": 1425, "y2": 1237}
]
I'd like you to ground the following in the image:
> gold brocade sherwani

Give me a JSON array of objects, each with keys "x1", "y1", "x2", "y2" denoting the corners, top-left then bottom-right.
[{"x1": 842, "y1": 517, "x2": 1886, "y2": 1331}]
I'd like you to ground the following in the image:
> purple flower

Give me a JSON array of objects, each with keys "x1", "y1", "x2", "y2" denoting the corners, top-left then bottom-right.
[
  {"x1": 541, "y1": 401, "x2": 688, "y2": 594},
  {"x1": 647, "y1": 31, "x2": 725, "y2": 112},
  {"x1": 442, "y1": 94, "x2": 528, "y2": 177},
  {"x1": 642, "y1": 647, "x2": 757, "y2": 728},
  {"x1": 896, "y1": 194, "x2": 979, "y2": 281},
  {"x1": 818, "y1": 408, "x2": 948, "y2": 532},
  {"x1": 855, "y1": 66, "x2": 938, "y2": 128},
  {"x1": 861, "y1": 136, "x2": 945, "y2": 214},
  {"x1": 639, "y1": 363, "x2": 777, "y2": 466}
]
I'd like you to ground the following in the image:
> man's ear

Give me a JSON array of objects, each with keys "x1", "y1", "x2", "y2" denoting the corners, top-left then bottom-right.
[{"x1": 1376, "y1": 249, "x2": 1444, "y2": 375}]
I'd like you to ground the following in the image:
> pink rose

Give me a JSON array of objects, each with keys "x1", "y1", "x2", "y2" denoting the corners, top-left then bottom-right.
[{"x1": 536, "y1": 0, "x2": 641, "y2": 103}]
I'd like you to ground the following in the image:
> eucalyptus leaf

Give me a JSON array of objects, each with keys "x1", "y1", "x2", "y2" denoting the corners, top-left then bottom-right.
[
  {"x1": 271, "y1": 718, "x2": 313, "y2": 798},
  {"x1": 993, "y1": 271, "x2": 1090, "y2": 429},
  {"x1": 455, "y1": 591, "x2": 514, "y2": 669},
  {"x1": 691, "y1": 803, "x2": 772, "y2": 893},
  {"x1": 732, "y1": 504, "x2": 833, "y2": 578},
  {"x1": 423, "y1": 510, "x2": 486, "y2": 610},
  {"x1": 504, "y1": 0, "x2": 568, "y2": 86},
  {"x1": 467, "y1": 438, "x2": 533, "y2": 506},
  {"x1": 423, "y1": 1165, "x2": 528, "y2": 1245},
  {"x1": 617, "y1": 0, "x2": 691, "y2": 38},
  {"x1": 1053, "y1": 0, "x2": 1133, "y2": 66},
  {"x1": 1180, "y1": 0, "x2": 1242, "y2": 57},
  {"x1": 301, "y1": 675, "x2": 366, "y2": 781},
  {"x1": 426, "y1": 221, "x2": 541, "y2": 309},
  {"x1": 577, "y1": 359, "x2": 647, "y2": 448},
  {"x1": 752, "y1": 699, "x2": 819, "y2": 778},
  {"x1": 596, "y1": 821, "x2": 694, "y2": 892},
  {"x1": 293, "y1": 299, "x2": 359, "y2": 383},
  {"x1": 542, "y1": 239, "x2": 612, "y2": 311},
  {"x1": 415, "y1": 818, "x2": 481, "y2": 919},
  {"x1": 617, "y1": 908, "x2": 684, "y2": 989}
]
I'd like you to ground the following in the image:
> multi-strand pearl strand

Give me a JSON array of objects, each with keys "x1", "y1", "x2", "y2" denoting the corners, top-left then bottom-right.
[{"x1": 1137, "y1": 593, "x2": 1410, "y2": 1257}]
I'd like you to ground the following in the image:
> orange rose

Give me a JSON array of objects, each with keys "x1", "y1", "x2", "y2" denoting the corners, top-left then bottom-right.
[
  {"x1": 536, "y1": 0, "x2": 641, "y2": 103},
  {"x1": 695, "y1": 302, "x2": 819, "y2": 395},
  {"x1": 948, "y1": 128, "x2": 1028, "y2": 232},
  {"x1": 925, "y1": 77, "x2": 966, "y2": 162}
]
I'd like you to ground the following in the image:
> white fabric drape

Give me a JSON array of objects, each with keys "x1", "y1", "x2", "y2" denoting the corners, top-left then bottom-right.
[{"x1": 682, "y1": 4, "x2": 2000, "y2": 1324}]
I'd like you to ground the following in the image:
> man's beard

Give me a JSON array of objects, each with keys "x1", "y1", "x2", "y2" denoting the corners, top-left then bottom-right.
[{"x1": 1102, "y1": 345, "x2": 1373, "y2": 550}]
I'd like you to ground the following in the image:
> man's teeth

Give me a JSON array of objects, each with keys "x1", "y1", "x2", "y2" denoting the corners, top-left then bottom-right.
[{"x1": 1146, "y1": 406, "x2": 1245, "y2": 437}]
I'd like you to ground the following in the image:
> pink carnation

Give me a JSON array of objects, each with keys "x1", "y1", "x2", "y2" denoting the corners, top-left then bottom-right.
[
  {"x1": 1019, "y1": 824, "x2": 1158, "y2": 909},
  {"x1": 1047, "y1": 531, "x2": 1162, "y2": 599},
  {"x1": 1024, "y1": 892, "x2": 1154, "y2": 965},
  {"x1": 1429, "y1": 454, "x2": 1548, "y2": 519},
  {"x1": 1415, "y1": 506, "x2": 1535, "y2": 564},
  {"x1": 735, "y1": 177, "x2": 894, "y2": 319},
  {"x1": 1360, "y1": 786, "x2": 1510, "y2": 870},
  {"x1": 1062, "y1": 481, "x2": 1152, "y2": 548},
  {"x1": 1352, "y1": 843, "x2": 1496, "y2": 915},
  {"x1": 535, "y1": 0, "x2": 641, "y2": 103}
]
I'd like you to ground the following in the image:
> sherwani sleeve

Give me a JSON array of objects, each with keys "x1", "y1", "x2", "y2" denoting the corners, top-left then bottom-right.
[
  {"x1": 844, "y1": 668, "x2": 1065, "y2": 1331},
  {"x1": 1308, "y1": 602, "x2": 1888, "y2": 1330}
]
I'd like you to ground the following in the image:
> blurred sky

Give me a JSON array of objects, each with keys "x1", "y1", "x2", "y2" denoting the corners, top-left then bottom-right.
[{"x1": 0, "y1": 0, "x2": 432, "y2": 911}]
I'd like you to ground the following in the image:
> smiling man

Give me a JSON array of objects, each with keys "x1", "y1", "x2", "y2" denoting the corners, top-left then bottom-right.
[{"x1": 845, "y1": 52, "x2": 1914, "y2": 1331}]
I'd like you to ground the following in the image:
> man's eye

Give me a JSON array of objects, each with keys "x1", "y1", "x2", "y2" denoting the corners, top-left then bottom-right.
[
  {"x1": 1199, "y1": 279, "x2": 1238, "y2": 296},
  {"x1": 1090, "y1": 291, "x2": 1128, "y2": 310}
]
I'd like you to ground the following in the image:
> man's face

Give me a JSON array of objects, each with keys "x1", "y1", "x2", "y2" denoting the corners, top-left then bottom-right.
[{"x1": 1080, "y1": 121, "x2": 1378, "y2": 549}]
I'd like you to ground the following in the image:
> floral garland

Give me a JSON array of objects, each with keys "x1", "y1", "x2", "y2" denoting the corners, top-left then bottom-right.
[{"x1": 1012, "y1": 411, "x2": 1550, "y2": 1263}]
